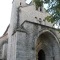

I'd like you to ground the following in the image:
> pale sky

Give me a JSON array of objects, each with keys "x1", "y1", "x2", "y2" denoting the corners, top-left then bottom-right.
[
  {"x1": 0, "y1": 0, "x2": 32, "y2": 37},
  {"x1": 0, "y1": 0, "x2": 13, "y2": 36}
]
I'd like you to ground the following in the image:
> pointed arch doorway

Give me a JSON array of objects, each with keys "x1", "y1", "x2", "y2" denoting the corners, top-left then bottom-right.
[
  {"x1": 36, "y1": 30, "x2": 59, "y2": 60},
  {"x1": 38, "y1": 49, "x2": 45, "y2": 60}
]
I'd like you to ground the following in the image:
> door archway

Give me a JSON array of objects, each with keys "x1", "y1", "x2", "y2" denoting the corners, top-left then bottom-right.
[
  {"x1": 36, "y1": 30, "x2": 59, "y2": 60},
  {"x1": 38, "y1": 49, "x2": 45, "y2": 60}
]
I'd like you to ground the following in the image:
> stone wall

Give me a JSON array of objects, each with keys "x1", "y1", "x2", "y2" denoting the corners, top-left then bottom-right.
[
  {"x1": 15, "y1": 21, "x2": 60, "y2": 60},
  {"x1": 7, "y1": 0, "x2": 60, "y2": 60}
]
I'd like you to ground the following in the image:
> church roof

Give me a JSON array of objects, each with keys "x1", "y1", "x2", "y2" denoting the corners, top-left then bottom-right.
[{"x1": 0, "y1": 24, "x2": 10, "y2": 39}]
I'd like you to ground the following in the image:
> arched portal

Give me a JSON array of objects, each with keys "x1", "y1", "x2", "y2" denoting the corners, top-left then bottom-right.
[
  {"x1": 38, "y1": 49, "x2": 45, "y2": 60},
  {"x1": 36, "y1": 30, "x2": 59, "y2": 60}
]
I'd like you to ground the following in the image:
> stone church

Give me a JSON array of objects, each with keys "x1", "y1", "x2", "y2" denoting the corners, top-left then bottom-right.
[{"x1": 0, "y1": 0, "x2": 60, "y2": 60}]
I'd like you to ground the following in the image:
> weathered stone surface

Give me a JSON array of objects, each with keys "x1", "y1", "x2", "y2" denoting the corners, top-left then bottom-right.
[{"x1": 0, "y1": 0, "x2": 60, "y2": 60}]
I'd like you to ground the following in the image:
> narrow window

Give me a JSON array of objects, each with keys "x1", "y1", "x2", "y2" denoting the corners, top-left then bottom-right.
[
  {"x1": 20, "y1": 2, "x2": 21, "y2": 5},
  {"x1": 40, "y1": 7, "x2": 42, "y2": 11}
]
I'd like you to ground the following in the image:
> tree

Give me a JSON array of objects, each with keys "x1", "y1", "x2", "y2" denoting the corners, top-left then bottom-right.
[{"x1": 33, "y1": 0, "x2": 60, "y2": 23}]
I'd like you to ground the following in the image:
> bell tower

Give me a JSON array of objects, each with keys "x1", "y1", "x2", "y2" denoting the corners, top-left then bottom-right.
[
  {"x1": 7, "y1": 0, "x2": 27, "y2": 60},
  {"x1": 9, "y1": 0, "x2": 26, "y2": 35}
]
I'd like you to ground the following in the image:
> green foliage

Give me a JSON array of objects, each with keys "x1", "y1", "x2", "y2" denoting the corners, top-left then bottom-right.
[
  {"x1": 46, "y1": 0, "x2": 60, "y2": 23},
  {"x1": 33, "y1": 0, "x2": 60, "y2": 23},
  {"x1": 33, "y1": 0, "x2": 43, "y2": 10},
  {"x1": 45, "y1": 16, "x2": 55, "y2": 23}
]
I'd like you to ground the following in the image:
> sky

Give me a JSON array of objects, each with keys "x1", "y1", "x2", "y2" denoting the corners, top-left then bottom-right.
[
  {"x1": 0, "y1": 0, "x2": 13, "y2": 36},
  {"x1": 0, "y1": 0, "x2": 32, "y2": 37}
]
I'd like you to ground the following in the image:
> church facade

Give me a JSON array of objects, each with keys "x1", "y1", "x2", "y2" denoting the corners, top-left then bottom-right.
[{"x1": 0, "y1": 0, "x2": 60, "y2": 60}]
